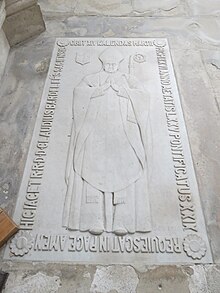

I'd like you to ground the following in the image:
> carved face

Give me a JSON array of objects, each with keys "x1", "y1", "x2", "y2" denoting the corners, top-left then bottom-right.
[{"x1": 103, "y1": 62, "x2": 119, "y2": 73}]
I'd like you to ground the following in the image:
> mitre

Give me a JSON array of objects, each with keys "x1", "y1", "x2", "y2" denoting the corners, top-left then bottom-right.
[{"x1": 99, "y1": 48, "x2": 124, "y2": 64}]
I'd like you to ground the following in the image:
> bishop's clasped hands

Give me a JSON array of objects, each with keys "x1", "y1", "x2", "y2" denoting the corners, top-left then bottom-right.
[{"x1": 91, "y1": 75, "x2": 138, "y2": 99}]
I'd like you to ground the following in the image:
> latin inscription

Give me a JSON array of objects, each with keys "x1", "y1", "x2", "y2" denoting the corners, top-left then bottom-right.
[
  {"x1": 5, "y1": 38, "x2": 212, "y2": 264},
  {"x1": 155, "y1": 43, "x2": 197, "y2": 233},
  {"x1": 68, "y1": 40, "x2": 154, "y2": 47},
  {"x1": 20, "y1": 44, "x2": 67, "y2": 230},
  {"x1": 34, "y1": 234, "x2": 182, "y2": 254}
]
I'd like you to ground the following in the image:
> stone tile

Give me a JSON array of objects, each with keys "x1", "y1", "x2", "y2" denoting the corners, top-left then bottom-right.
[
  {"x1": 205, "y1": 265, "x2": 220, "y2": 293},
  {"x1": 186, "y1": 0, "x2": 220, "y2": 16},
  {"x1": 3, "y1": 37, "x2": 212, "y2": 264},
  {"x1": 187, "y1": 17, "x2": 220, "y2": 47},
  {"x1": 202, "y1": 50, "x2": 220, "y2": 112},
  {"x1": 74, "y1": 0, "x2": 132, "y2": 16},
  {"x1": 39, "y1": 0, "x2": 188, "y2": 17},
  {"x1": 0, "y1": 28, "x2": 10, "y2": 80},
  {"x1": 44, "y1": 16, "x2": 103, "y2": 38},
  {"x1": 0, "y1": 0, "x2": 9, "y2": 81},
  {"x1": 3, "y1": 4, "x2": 45, "y2": 46},
  {"x1": 0, "y1": 0, "x2": 6, "y2": 26},
  {"x1": 202, "y1": 51, "x2": 220, "y2": 76},
  {"x1": 0, "y1": 270, "x2": 9, "y2": 292},
  {"x1": 102, "y1": 16, "x2": 220, "y2": 50},
  {"x1": 3, "y1": 264, "x2": 219, "y2": 293},
  {"x1": 0, "y1": 0, "x2": 220, "y2": 290},
  {"x1": 90, "y1": 266, "x2": 138, "y2": 293},
  {"x1": 38, "y1": 0, "x2": 78, "y2": 14},
  {"x1": 137, "y1": 266, "x2": 190, "y2": 293},
  {"x1": 1, "y1": 263, "x2": 96, "y2": 293},
  {"x1": 170, "y1": 48, "x2": 220, "y2": 263},
  {"x1": 5, "y1": 0, "x2": 36, "y2": 16},
  {"x1": 188, "y1": 265, "x2": 208, "y2": 293},
  {"x1": 132, "y1": 0, "x2": 187, "y2": 16},
  {"x1": 4, "y1": 272, "x2": 61, "y2": 293},
  {"x1": 0, "y1": 35, "x2": 54, "y2": 214},
  {"x1": 32, "y1": 16, "x2": 220, "y2": 50}
]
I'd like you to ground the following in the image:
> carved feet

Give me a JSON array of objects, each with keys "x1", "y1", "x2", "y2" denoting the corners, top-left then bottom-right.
[{"x1": 88, "y1": 227, "x2": 128, "y2": 236}]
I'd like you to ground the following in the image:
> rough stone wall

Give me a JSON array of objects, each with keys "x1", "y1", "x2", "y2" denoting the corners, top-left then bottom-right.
[{"x1": 0, "y1": 0, "x2": 220, "y2": 292}]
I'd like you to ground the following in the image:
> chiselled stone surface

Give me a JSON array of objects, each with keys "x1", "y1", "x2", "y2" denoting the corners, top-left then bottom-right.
[
  {"x1": 187, "y1": 18, "x2": 220, "y2": 47},
  {"x1": 90, "y1": 266, "x2": 139, "y2": 293},
  {"x1": 132, "y1": 0, "x2": 187, "y2": 16},
  {"x1": 4, "y1": 0, "x2": 36, "y2": 16},
  {"x1": 4, "y1": 272, "x2": 61, "y2": 293},
  {"x1": 39, "y1": 15, "x2": 220, "y2": 51},
  {"x1": 0, "y1": 0, "x2": 9, "y2": 81},
  {"x1": 186, "y1": 0, "x2": 220, "y2": 16},
  {"x1": 2, "y1": 263, "x2": 220, "y2": 293},
  {"x1": 74, "y1": 0, "x2": 132, "y2": 16},
  {"x1": 0, "y1": 0, "x2": 6, "y2": 27},
  {"x1": 38, "y1": 0, "x2": 78, "y2": 14},
  {"x1": 3, "y1": 2, "x2": 45, "y2": 46},
  {"x1": 202, "y1": 50, "x2": 220, "y2": 112},
  {"x1": 1, "y1": 0, "x2": 220, "y2": 290},
  {"x1": 38, "y1": 0, "x2": 187, "y2": 17},
  {"x1": 171, "y1": 48, "x2": 220, "y2": 263},
  {"x1": 3, "y1": 37, "x2": 212, "y2": 264}
]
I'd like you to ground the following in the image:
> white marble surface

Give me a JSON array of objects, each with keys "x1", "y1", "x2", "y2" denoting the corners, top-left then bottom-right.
[
  {"x1": 1, "y1": 0, "x2": 220, "y2": 290},
  {"x1": 4, "y1": 38, "x2": 212, "y2": 265}
]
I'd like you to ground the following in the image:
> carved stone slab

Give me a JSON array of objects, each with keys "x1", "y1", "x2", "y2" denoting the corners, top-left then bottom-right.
[{"x1": 4, "y1": 38, "x2": 213, "y2": 264}]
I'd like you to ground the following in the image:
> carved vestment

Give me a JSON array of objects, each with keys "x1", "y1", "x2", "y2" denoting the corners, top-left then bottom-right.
[{"x1": 63, "y1": 70, "x2": 152, "y2": 233}]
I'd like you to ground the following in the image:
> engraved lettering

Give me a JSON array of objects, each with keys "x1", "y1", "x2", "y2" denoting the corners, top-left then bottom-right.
[
  {"x1": 19, "y1": 41, "x2": 67, "y2": 229},
  {"x1": 155, "y1": 45, "x2": 198, "y2": 233},
  {"x1": 68, "y1": 236, "x2": 76, "y2": 252}
]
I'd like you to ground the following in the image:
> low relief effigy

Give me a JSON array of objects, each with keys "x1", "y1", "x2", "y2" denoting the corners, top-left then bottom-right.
[
  {"x1": 63, "y1": 48, "x2": 151, "y2": 236},
  {"x1": 5, "y1": 38, "x2": 212, "y2": 264}
]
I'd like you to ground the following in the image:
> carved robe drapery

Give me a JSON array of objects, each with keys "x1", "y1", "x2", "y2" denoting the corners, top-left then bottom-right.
[{"x1": 63, "y1": 70, "x2": 152, "y2": 233}]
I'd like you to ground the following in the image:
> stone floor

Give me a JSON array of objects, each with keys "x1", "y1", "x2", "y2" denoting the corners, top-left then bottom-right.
[{"x1": 0, "y1": 0, "x2": 220, "y2": 292}]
